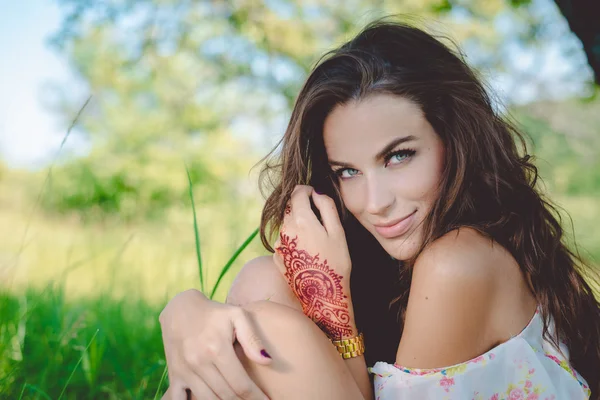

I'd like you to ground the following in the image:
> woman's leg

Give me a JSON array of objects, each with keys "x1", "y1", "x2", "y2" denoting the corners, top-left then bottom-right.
[{"x1": 236, "y1": 300, "x2": 366, "y2": 400}]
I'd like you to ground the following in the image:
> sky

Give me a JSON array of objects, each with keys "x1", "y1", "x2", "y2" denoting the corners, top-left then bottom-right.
[
  {"x1": 0, "y1": 0, "x2": 592, "y2": 169},
  {"x1": 0, "y1": 0, "x2": 76, "y2": 168}
]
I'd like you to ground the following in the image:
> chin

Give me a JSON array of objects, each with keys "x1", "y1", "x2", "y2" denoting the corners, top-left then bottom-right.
[{"x1": 379, "y1": 232, "x2": 423, "y2": 261}]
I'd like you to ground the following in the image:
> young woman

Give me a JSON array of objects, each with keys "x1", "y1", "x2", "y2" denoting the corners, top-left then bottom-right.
[{"x1": 159, "y1": 20, "x2": 600, "y2": 399}]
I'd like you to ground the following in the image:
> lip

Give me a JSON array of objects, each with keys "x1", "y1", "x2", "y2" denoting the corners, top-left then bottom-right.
[{"x1": 373, "y1": 210, "x2": 417, "y2": 239}]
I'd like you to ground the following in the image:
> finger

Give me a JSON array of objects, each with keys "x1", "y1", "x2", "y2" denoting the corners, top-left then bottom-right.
[
  {"x1": 273, "y1": 221, "x2": 285, "y2": 252},
  {"x1": 275, "y1": 200, "x2": 295, "y2": 253},
  {"x1": 163, "y1": 367, "x2": 177, "y2": 400},
  {"x1": 311, "y1": 191, "x2": 343, "y2": 236},
  {"x1": 185, "y1": 377, "x2": 219, "y2": 400},
  {"x1": 161, "y1": 384, "x2": 193, "y2": 400},
  {"x1": 232, "y1": 308, "x2": 272, "y2": 365},
  {"x1": 215, "y1": 345, "x2": 269, "y2": 400},
  {"x1": 280, "y1": 201, "x2": 293, "y2": 235},
  {"x1": 163, "y1": 362, "x2": 187, "y2": 400},
  {"x1": 187, "y1": 389, "x2": 201, "y2": 400},
  {"x1": 196, "y1": 365, "x2": 240, "y2": 400},
  {"x1": 290, "y1": 185, "x2": 320, "y2": 228},
  {"x1": 291, "y1": 184, "x2": 312, "y2": 195}
]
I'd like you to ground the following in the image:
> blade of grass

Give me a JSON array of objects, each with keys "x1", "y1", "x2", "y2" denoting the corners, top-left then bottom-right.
[
  {"x1": 136, "y1": 359, "x2": 165, "y2": 398},
  {"x1": 17, "y1": 383, "x2": 26, "y2": 400},
  {"x1": 19, "y1": 384, "x2": 53, "y2": 400},
  {"x1": 153, "y1": 365, "x2": 169, "y2": 400},
  {"x1": 57, "y1": 328, "x2": 99, "y2": 400},
  {"x1": 10, "y1": 96, "x2": 92, "y2": 272},
  {"x1": 209, "y1": 228, "x2": 259, "y2": 299},
  {"x1": 185, "y1": 165, "x2": 205, "y2": 293}
]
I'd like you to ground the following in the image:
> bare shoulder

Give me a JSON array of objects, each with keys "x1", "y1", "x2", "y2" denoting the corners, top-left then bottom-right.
[
  {"x1": 417, "y1": 227, "x2": 503, "y2": 272},
  {"x1": 226, "y1": 255, "x2": 302, "y2": 311},
  {"x1": 396, "y1": 227, "x2": 525, "y2": 368},
  {"x1": 410, "y1": 227, "x2": 509, "y2": 302}
]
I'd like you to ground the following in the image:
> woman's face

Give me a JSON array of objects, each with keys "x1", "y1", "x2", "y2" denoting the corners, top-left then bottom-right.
[{"x1": 323, "y1": 94, "x2": 445, "y2": 261}]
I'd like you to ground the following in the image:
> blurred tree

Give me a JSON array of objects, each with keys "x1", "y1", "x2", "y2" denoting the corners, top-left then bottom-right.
[
  {"x1": 515, "y1": 91, "x2": 600, "y2": 195},
  {"x1": 46, "y1": 0, "x2": 594, "y2": 220}
]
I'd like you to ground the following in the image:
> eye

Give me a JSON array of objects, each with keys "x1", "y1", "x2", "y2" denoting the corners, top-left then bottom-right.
[
  {"x1": 335, "y1": 168, "x2": 360, "y2": 180},
  {"x1": 385, "y1": 149, "x2": 416, "y2": 166}
]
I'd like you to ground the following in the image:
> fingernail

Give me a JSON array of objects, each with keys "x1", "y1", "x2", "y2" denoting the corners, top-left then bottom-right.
[
  {"x1": 261, "y1": 349, "x2": 272, "y2": 359},
  {"x1": 315, "y1": 190, "x2": 323, "y2": 195}
]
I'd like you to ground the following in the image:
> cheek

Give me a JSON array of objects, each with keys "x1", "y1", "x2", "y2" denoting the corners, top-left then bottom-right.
[
  {"x1": 410, "y1": 148, "x2": 444, "y2": 202},
  {"x1": 409, "y1": 169, "x2": 439, "y2": 201},
  {"x1": 339, "y1": 183, "x2": 364, "y2": 217}
]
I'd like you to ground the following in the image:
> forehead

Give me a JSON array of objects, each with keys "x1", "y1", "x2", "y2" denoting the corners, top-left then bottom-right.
[{"x1": 323, "y1": 94, "x2": 433, "y2": 160}]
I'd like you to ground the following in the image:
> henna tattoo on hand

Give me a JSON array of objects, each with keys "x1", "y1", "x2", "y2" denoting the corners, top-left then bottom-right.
[{"x1": 275, "y1": 233, "x2": 353, "y2": 339}]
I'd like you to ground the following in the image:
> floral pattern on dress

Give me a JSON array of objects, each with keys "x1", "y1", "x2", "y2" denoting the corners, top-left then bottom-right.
[{"x1": 369, "y1": 308, "x2": 590, "y2": 399}]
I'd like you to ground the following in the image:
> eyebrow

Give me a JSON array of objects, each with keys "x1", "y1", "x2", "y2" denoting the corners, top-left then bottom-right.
[{"x1": 328, "y1": 135, "x2": 418, "y2": 167}]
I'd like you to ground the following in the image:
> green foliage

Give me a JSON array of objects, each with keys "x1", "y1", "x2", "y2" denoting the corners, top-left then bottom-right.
[
  {"x1": 0, "y1": 286, "x2": 166, "y2": 399},
  {"x1": 42, "y1": 0, "x2": 570, "y2": 220},
  {"x1": 42, "y1": 147, "x2": 217, "y2": 221},
  {"x1": 39, "y1": 122, "x2": 259, "y2": 220},
  {"x1": 513, "y1": 94, "x2": 600, "y2": 196}
]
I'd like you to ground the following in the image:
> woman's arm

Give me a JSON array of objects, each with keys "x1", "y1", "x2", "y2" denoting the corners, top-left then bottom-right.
[
  {"x1": 228, "y1": 255, "x2": 373, "y2": 400},
  {"x1": 159, "y1": 253, "x2": 371, "y2": 399}
]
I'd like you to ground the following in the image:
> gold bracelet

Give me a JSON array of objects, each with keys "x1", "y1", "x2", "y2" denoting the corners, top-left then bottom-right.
[{"x1": 331, "y1": 333, "x2": 365, "y2": 359}]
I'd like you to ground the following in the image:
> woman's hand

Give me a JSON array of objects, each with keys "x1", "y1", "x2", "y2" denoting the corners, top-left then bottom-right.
[
  {"x1": 159, "y1": 289, "x2": 271, "y2": 400},
  {"x1": 273, "y1": 185, "x2": 357, "y2": 339}
]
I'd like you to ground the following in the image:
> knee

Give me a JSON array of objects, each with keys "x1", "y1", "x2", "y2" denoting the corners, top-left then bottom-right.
[
  {"x1": 243, "y1": 300, "x2": 331, "y2": 354},
  {"x1": 243, "y1": 300, "x2": 311, "y2": 333},
  {"x1": 237, "y1": 300, "x2": 342, "y2": 380},
  {"x1": 236, "y1": 301, "x2": 317, "y2": 373},
  {"x1": 235, "y1": 301, "x2": 364, "y2": 400}
]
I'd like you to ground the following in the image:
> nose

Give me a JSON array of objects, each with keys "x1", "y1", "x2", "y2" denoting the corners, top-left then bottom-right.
[{"x1": 365, "y1": 174, "x2": 395, "y2": 216}]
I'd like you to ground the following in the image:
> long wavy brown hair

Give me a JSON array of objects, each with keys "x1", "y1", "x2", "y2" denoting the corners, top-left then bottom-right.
[{"x1": 257, "y1": 19, "x2": 600, "y2": 395}]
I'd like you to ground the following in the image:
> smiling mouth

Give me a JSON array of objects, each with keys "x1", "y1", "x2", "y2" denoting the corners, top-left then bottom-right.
[{"x1": 373, "y1": 210, "x2": 417, "y2": 239}]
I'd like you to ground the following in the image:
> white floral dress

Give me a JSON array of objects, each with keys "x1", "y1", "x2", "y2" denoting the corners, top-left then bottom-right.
[{"x1": 369, "y1": 308, "x2": 591, "y2": 399}]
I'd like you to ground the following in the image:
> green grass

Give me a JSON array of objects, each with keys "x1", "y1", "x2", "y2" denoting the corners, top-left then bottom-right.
[
  {"x1": 0, "y1": 214, "x2": 262, "y2": 399},
  {"x1": 0, "y1": 249, "x2": 262, "y2": 400},
  {"x1": 0, "y1": 285, "x2": 166, "y2": 399},
  {"x1": 0, "y1": 165, "x2": 266, "y2": 399}
]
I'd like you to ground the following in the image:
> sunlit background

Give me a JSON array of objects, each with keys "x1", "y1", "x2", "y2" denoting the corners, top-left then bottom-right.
[{"x1": 1, "y1": 0, "x2": 598, "y2": 398}]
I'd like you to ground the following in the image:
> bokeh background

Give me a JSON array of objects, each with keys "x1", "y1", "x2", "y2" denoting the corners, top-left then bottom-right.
[{"x1": 1, "y1": 0, "x2": 598, "y2": 398}]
